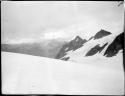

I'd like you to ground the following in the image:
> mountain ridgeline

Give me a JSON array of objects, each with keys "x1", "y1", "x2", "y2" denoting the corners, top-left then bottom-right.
[
  {"x1": 56, "y1": 36, "x2": 87, "y2": 59},
  {"x1": 1, "y1": 40, "x2": 65, "y2": 58},
  {"x1": 93, "y1": 29, "x2": 112, "y2": 40},
  {"x1": 1, "y1": 29, "x2": 124, "y2": 60},
  {"x1": 56, "y1": 29, "x2": 124, "y2": 61}
]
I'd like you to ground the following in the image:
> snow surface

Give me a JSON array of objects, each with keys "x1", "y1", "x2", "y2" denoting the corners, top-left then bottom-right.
[
  {"x1": 2, "y1": 51, "x2": 124, "y2": 95},
  {"x1": 72, "y1": 33, "x2": 115, "y2": 54},
  {"x1": 62, "y1": 33, "x2": 121, "y2": 62}
]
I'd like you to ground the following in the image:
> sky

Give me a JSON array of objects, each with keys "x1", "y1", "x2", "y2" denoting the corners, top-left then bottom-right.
[{"x1": 1, "y1": 1, "x2": 124, "y2": 44}]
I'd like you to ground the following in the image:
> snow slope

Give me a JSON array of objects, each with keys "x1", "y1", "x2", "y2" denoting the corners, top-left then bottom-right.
[
  {"x1": 61, "y1": 32, "x2": 122, "y2": 61},
  {"x1": 2, "y1": 52, "x2": 124, "y2": 95}
]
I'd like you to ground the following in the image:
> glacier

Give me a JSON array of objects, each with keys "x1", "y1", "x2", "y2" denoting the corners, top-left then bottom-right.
[{"x1": 2, "y1": 51, "x2": 124, "y2": 95}]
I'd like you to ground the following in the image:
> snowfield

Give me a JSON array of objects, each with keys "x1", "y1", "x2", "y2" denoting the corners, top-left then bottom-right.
[
  {"x1": 61, "y1": 33, "x2": 118, "y2": 61},
  {"x1": 2, "y1": 51, "x2": 124, "y2": 95}
]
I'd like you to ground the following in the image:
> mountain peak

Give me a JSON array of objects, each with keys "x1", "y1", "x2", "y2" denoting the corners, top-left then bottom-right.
[
  {"x1": 56, "y1": 36, "x2": 87, "y2": 59},
  {"x1": 75, "y1": 35, "x2": 82, "y2": 39},
  {"x1": 94, "y1": 29, "x2": 112, "y2": 40},
  {"x1": 56, "y1": 30, "x2": 123, "y2": 61}
]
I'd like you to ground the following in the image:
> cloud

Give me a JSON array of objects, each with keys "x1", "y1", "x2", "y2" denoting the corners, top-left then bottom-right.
[
  {"x1": 1, "y1": 1, "x2": 124, "y2": 43},
  {"x1": 43, "y1": 31, "x2": 68, "y2": 40}
]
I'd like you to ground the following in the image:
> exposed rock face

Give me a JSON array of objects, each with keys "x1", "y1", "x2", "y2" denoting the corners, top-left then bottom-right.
[
  {"x1": 56, "y1": 36, "x2": 87, "y2": 59},
  {"x1": 104, "y1": 32, "x2": 124, "y2": 57},
  {"x1": 56, "y1": 29, "x2": 112, "y2": 59},
  {"x1": 94, "y1": 29, "x2": 111, "y2": 40},
  {"x1": 86, "y1": 43, "x2": 108, "y2": 56},
  {"x1": 61, "y1": 57, "x2": 70, "y2": 61},
  {"x1": 56, "y1": 29, "x2": 123, "y2": 61}
]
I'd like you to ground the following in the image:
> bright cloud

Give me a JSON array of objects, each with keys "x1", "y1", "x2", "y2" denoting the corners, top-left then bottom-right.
[
  {"x1": 43, "y1": 32, "x2": 68, "y2": 40},
  {"x1": 1, "y1": 1, "x2": 124, "y2": 43}
]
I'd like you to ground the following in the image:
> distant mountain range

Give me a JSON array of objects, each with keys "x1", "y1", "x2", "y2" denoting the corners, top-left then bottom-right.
[
  {"x1": 1, "y1": 40, "x2": 65, "y2": 58},
  {"x1": 1, "y1": 29, "x2": 124, "y2": 61},
  {"x1": 56, "y1": 29, "x2": 124, "y2": 61}
]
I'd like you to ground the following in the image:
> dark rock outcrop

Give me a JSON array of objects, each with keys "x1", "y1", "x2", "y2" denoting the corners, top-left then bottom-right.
[
  {"x1": 94, "y1": 29, "x2": 111, "y2": 40},
  {"x1": 88, "y1": 36, "x2": 94, "y2": 41},
  {"x1": 104, "y1": 32, "x2": 124, "y2": 57},
  {"x1": 85, "y1": 43, "x2": 108, "y2": 56},
  {"x1": 61, "y1": 57, "x2": 70, "y2": 61}
]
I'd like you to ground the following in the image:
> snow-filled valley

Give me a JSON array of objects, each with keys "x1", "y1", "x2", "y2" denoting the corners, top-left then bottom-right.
[{"x1": 2, "y1": 51, "x2": 124, "y2": 95}]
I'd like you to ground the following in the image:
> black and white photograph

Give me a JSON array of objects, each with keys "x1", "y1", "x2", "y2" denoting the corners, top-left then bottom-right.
[{"x1": 1, "y1": 1, "x2": 124, "y2": 95}]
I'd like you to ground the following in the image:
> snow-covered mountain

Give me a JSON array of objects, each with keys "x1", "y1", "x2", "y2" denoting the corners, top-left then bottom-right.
[
  {"x1": 56, "y1": 36, "x2": 87, "y2": 59},
  {"x1": 2, "y1": 51, "x2": 124, "y2": 94},
  {"x1": 56, "y1": 29, "x2": 124, "y2": 62}
]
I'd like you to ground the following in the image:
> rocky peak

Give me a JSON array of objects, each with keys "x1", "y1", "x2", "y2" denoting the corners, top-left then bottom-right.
[
  {"x1": 56, "y1": 36, "x2": 87, "y2": 59},
  {"x1": 94, "y1": 29, "x2": 112, "y2": 40},
  {"x1": 74, "y1": 36, "x2": 83, "y2": 42}
]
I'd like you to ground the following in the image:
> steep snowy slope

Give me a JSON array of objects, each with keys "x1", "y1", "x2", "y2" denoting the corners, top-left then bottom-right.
[
  {"x1": 2, "y1": 52, "x2": 124, "y2": 95},
  {"x1": 58, "y1": 30, "x2": 123, "y2": 63},
  {"x1": 56, "y1": 36, "x2": 87, "y2": 59},
  {"x1": 56, "y1": 29, "x2": 113, "y2": 60},
  {"x1": 60, "y1": 31, "x2": 116, "y2": 60}
]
